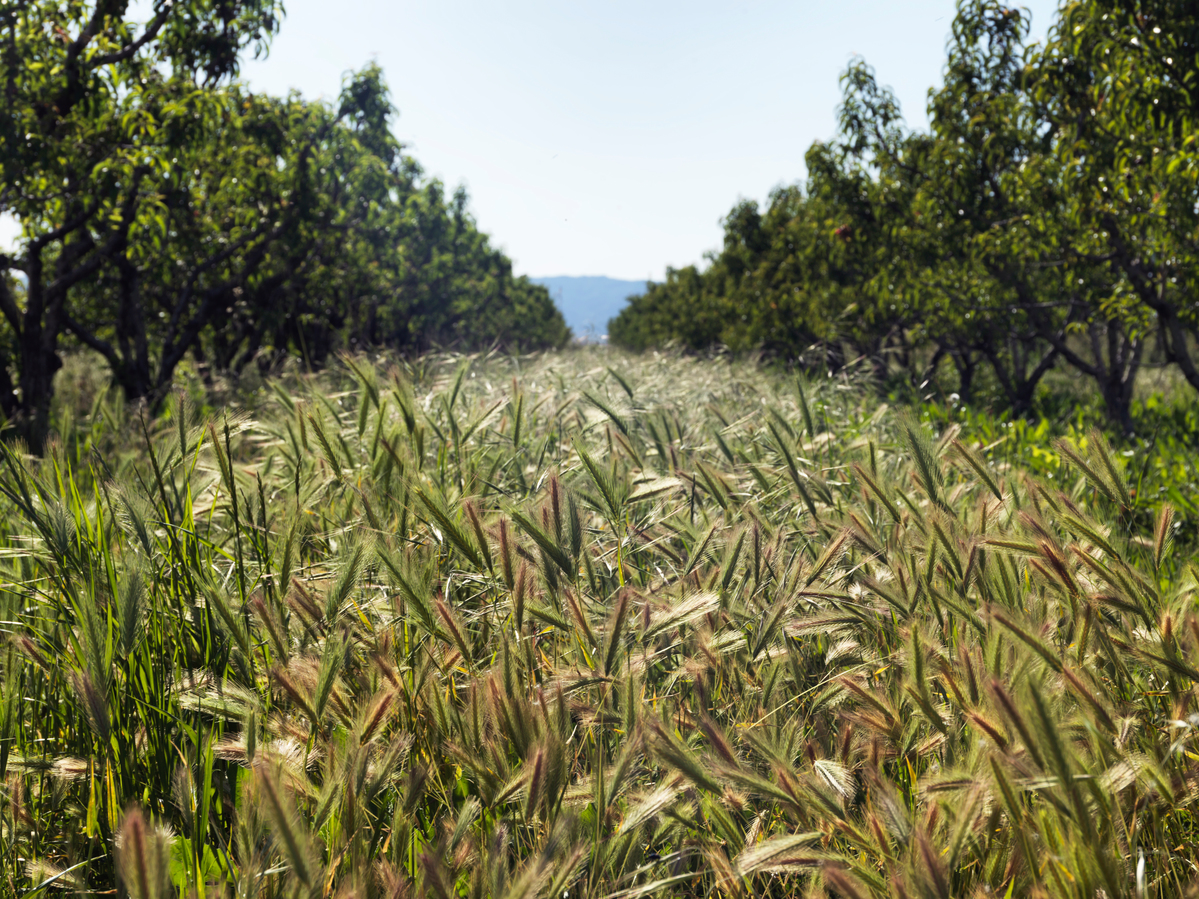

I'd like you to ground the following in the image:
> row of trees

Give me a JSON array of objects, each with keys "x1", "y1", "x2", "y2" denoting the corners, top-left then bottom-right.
[
  {"x1": 611, "y1": 0, "x2": 1199, "y2": 432},
  {"x1": 1, "y1": 0, "x2": 569, "y2": 451}
]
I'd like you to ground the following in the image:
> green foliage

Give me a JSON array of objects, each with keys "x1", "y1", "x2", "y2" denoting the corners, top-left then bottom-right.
[
  {"x1": 2, "y1": 349, "x2": 1199, "y2": 897},
  {"x1": 610, "y1": 0, "x2": 1199, "y2": 435},
  {"x1": 0, "y1": 2, "x2": 567, "y2": 453}
]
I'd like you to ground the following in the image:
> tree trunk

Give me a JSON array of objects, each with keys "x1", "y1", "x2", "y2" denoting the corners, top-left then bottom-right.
[
  {"x1": 981, "y1": 337, "x2": 1057, "y2": 417},
  {"x1": 922, "y1": 344, "x2": 948, "y2": 393},
  {"x1": 951, "y1": 349, "x2": 977, "y2": 403},
  {"x1": 1096, "y1": 323, "x2": 1142, "y2": 436},
  {"x1": 1040, "y1": 318, "x2": 1141, "y2": 435},
  {"x1": 16, "y1": 251, "x2": 63, "y2": 453},
  {"x1": 192, "y1": 342, "x2": 214, "y2": 389},
  {"x1": 114, "y1": 257, "x2": 152, "y2": 400}
]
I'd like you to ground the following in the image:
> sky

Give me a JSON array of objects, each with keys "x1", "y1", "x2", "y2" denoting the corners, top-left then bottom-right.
[{"x1": 1, "y1": 1, "x2": 1061, "y2": 280}]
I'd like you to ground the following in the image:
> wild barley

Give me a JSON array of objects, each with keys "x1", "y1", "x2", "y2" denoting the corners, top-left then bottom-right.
[
  {"x1": 113, "y1": 807, "x2": 172, "y2": 899},
  {"x1": 1, "y1": 347, "x2": 1198, "y2": 897}
]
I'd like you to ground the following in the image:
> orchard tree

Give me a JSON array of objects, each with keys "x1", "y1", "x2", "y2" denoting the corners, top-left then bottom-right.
[
  {"x1": 368, "y1": 184, "x2": 569, "y2": 353},
  {"x1": 1036, "y1": 0, "x2": 1199, "y2": 395},
  {"x1": 0, "y1": 0, "x2": 280, "y2": 449},
  {"x1": 820, "y1": 0, "x2": 1147, "y2": 427},
  {"x1": 1, "y1": 3, "x2": 568, "y2": 451},
  {"x1": 65, "y1": 66, "x2": 410, "y2": 399},
  {"x1": 612, "y1": 0, "x2": 1179, "y2": 431}
]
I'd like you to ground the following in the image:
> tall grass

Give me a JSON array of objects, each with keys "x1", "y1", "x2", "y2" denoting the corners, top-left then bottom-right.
[{"x1": 1, "y1": 347, "x2": 1198, "y2": 898}]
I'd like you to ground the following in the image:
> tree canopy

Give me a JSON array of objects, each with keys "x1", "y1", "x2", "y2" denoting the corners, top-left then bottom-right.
[
  {"x1": 0, "y1": 1, "x2": 568, "y2": 450},
  {"x1": 610, "y1": 0, "x2": 1199, "y2": 432}
]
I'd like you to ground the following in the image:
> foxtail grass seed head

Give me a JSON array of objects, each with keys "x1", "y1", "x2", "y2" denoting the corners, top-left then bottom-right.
[
  {"x1": 114, "y1": 807, "x2": 173, "y2": 899},
  {"x1": 3, "y1": 349, "x2": 1199, "y2": 897}
]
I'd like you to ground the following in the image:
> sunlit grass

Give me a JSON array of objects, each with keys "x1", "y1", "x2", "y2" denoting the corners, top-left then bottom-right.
[{"x1": 2, "y1": 347, "x2": 1198, "y2": 898}]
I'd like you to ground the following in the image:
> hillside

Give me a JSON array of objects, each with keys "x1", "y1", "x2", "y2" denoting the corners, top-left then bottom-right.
[
  {"x1": 532, "y1": 275, "x2": 648, "y2": 339},
  {"x1": 3, "y1": 348, "x2": 1198, "y2": 896}
]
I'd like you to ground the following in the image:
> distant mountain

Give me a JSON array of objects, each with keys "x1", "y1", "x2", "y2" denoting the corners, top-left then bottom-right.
[{"x1": 532, "y1": 276, "x2": 648, "y2": 341}]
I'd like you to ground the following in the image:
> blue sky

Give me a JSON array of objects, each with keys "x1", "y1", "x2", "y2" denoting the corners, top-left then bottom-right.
[{"x1": 1, "y1": 1, "x2": 1061, "y2": 280}]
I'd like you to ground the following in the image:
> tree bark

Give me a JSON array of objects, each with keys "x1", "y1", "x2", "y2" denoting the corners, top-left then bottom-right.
[
  {"x1": 17, "y1": 246, "x2": 61, "y2": 452},
  {"x1": 950, "y1": 348, "x2": 978, "y2": 403}
]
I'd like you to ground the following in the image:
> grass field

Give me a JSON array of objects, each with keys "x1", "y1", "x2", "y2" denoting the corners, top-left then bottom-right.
[{"x1": 2, "y1": 349, "x2": 1199, "y2": 898}]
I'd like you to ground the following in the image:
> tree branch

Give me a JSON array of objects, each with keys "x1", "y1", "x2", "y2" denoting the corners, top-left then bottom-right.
[
  {"x1": 29, "y1": 201, "x2": 99, "y2": 253},
  {"x1": 43, "y1": 170, "x2": 145, "y2": 296},
  {"x1": 62, "y1": 312, "x2": 120, "y2": 368},
  {"x1": 89, "y1": 3, "x2": 172, "y2": 66},
  {"x1": 41, "y1": 0, "x2": 112, "y2": 131},
  {"x1": 0, "y1": 268, "x2": 22, "y2": 336}
]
